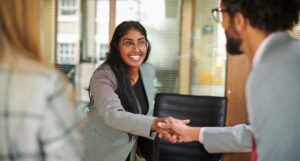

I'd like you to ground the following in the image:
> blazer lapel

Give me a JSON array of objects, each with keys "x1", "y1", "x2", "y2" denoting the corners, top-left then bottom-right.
[{"x1": 140, "y1": 65, "x2": 153, "y2": 115}]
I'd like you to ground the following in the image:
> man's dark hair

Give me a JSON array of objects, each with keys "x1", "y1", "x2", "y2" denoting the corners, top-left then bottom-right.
[{"x1": 222, "y1": 0, "x2": 300, "y2": 32}]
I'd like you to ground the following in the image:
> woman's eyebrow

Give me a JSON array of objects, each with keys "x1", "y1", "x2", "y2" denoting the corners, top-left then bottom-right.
[
  {"x1": 121, "y1": 37, "x2": 146, "y2": 42},
  {"x1": 121, "y1": 38, "x2": 134, "y2": 42}
]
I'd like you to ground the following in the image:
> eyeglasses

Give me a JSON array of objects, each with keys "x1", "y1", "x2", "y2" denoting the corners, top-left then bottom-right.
[
  {"x1": 211, "y1": 8, "x2": 227, "y2": 23},
  {"x1": 121, "y1": 40, "x2": 148, "y2": 50}
]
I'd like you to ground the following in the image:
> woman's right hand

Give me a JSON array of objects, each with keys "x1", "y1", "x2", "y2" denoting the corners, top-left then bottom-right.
[{"x1": 151, "y1": 117, "x2": 190, "y2": 141}]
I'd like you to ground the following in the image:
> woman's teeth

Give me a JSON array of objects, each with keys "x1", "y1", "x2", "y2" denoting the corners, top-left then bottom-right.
[{"x1": 129, "y1": 55, "x2": 140, "y2": 61}]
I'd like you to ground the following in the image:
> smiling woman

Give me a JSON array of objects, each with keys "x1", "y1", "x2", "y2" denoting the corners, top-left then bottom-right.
[
  {"x1": 106, "y1": 21, "x2": 151, "y2": 114},
  {"x1": 79, "y1": 21, "x2": 181, "y2": 161},
  {"x1": 118, "y1": 28, "x2": 149, "y2": 74}
]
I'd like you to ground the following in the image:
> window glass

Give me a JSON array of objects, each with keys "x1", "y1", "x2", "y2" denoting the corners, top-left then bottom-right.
[
  {"x1": 191, "y1": 0, "x2": 226, "y2": 96},
  {"x1": 57, "y1": 0, "x2": 80, "y2": 65},
  {"x1": 60, "y1": 0, "x2": 77, "y2": 16},
  {"x1": 95, "y1": 0, "x2": 110, "y2": 65}
]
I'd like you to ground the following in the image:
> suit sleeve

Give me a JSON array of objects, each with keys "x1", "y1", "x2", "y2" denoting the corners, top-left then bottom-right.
[
  {"x1": 90, "y1": 67, "x2": 155, "y2": 139},
  {"x1": 202, "y1": 124, "x2": 253, "y2": 153}
]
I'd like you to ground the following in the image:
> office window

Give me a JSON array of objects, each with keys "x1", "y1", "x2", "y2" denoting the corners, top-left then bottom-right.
[
  {"x1": 191, "y1": 0, "x2": 226, "y2": 96},
  {"x1": 57, "y1": 0, "x2": 80, "y2": 65},
  {"x1": 59, "y1": 0, "x2": 77, "y2": 16},
  {"x1": 94, "y1": 0, "x2": 110, "y2": 63},
  {"x1": 57, "y1": 43, "x2": 78, "y2": 64},
  {"x1": 41, "y1": 0, "x2": 228, "y2": 105},
  {"x1": 96, "y1": 43, "x2": 109, "y2": 61}
]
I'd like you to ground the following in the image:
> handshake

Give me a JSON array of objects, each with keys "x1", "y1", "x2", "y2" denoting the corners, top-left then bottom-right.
[{"x1": 151, "y1": 117, "x2": 201, "y2": 143}]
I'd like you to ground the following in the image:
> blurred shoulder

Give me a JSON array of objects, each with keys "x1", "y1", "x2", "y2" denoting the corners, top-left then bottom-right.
[{"x1": 8, "y1": 55, "x2": 68, "y2": 90}]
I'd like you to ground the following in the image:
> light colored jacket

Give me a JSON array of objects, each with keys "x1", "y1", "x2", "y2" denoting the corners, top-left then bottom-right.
[
  {"x1": 246, "y1": 32, "x2": 300, "y2": 161},
  {"x1": 202, "y1": 33, "x2": 300, "y2": 161},
  {"x1": 80, "y1": 63, "x2": 156, "y2": 161},
  {"x1": 202, "y1": 124, "x2": 252, "y2": 153},
  {"x1": 0, "y1": 55, "x2": 84, "y2": 161}
]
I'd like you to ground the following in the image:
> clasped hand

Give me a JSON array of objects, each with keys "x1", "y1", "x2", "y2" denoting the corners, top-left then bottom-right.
[{"x1": 152, "y1": 117, "x2": 200, "y2": 143}]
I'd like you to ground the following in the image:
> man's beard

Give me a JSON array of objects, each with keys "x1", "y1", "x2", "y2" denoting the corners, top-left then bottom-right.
[{"x1": 225, "y1": 30, "x2": 243, "y2": 55}]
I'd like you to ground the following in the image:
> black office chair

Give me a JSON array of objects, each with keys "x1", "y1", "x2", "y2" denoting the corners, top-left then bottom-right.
[{"x1": 152, "y1": 93, "x2": 227, "y2": 161}]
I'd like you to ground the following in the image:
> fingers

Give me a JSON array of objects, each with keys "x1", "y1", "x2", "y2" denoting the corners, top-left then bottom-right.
[
  {"x1": 153, "y1": 117, "x2": 192, "y2": 144},
  {"x1": 157, "y1": 122, "x2": 170, "y2": 128},
  {"x1": 158, "y1": 131, "x2": 181, "y2": 144},
  {"x1": 159, "y1": 131, "x2": 187, "y2": 144},
  {"x1": 182, "y1": 119, "x2": 190, "y2": 124},
  {"x1": 155, "y1": 117, "x2": 191, "y2": 136},
  {"x1": 157, "y1": 117, "x2": 190, "y2": 128},
  {"x1": 158, "y1": 129, "x2": 172, "y2": 138}
]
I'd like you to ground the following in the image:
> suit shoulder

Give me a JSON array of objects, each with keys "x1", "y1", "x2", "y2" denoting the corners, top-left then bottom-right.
[
  {"x1": 91, "y1": 63, "x2": 117, "y2": 89},
  {"x1": 93, "y1": 63, "x2": 115, "y2": 78}
]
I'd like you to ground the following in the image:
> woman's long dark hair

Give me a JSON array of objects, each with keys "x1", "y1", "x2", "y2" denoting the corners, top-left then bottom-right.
[{"x1": 105, "y1": 21, "x2": 151, "y2": 114}]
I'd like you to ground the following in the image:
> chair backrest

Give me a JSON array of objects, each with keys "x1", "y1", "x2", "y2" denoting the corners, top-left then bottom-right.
[{"x1": 153, "y1": 93, "x2": 227, "y2": 161}]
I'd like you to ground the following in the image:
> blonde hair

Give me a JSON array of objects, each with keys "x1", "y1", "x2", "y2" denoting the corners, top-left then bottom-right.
[{"x1": 0, "y1": 0, "x2": 41, "y2": 62}]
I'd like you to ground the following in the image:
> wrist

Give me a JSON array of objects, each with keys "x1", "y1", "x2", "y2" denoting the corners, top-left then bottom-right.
[
  {"x1": 151, "y1": 118, "x2": 158, "y2": 131},
  {"x1": 188, "y1": 127, "x2": 201, "y2": 141}
]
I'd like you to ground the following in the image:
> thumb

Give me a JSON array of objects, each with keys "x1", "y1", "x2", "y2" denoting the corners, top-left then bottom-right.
[
  {"x1": 157, "y1": 122, "x2": 170, "y2": 128},
  {"x1": 182, "y1": 119, "x2": 190, "y2": 124}
]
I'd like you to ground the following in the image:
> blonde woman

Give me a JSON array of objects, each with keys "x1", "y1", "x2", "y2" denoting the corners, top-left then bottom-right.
[{"x1": 0, "y1": 1, "x2": 84, "y2": 161}]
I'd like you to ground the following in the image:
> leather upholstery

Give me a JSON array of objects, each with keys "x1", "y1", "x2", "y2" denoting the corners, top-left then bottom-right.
[{"x1": 152, "y1": 93, "x2": 227, "y2": 161}]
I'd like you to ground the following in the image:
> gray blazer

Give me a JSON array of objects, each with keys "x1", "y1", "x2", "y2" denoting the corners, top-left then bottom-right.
[
  {"x1": 246, "y1": 32, "x2": 300, "y2": 161},
  {"x1": 202, "y1": 32, "x2": 300, "y2": 161},
  {"x1": 80, "y1": 63, "x2": 156, "y2": 161}
]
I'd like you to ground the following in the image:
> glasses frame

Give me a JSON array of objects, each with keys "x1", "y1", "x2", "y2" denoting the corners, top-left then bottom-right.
[
  {"x1": 211, "y1": 8, "x2": 227, "y2": 23},
  {"x1": 120, "y1": 39, "x2": 149, "y2": 51}
]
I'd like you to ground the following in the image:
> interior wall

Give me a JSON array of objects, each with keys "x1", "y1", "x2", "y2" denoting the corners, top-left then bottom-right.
[{"x1": 224, "y1": 54, "x2": 252, "y2": 161}]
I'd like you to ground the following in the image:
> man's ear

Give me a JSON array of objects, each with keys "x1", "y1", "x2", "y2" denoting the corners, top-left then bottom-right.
[{"x1": 233, "y1": 12, "x2": 247, "y2": 32}]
